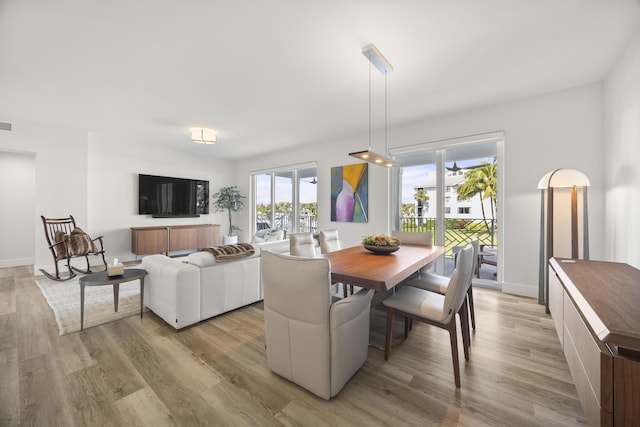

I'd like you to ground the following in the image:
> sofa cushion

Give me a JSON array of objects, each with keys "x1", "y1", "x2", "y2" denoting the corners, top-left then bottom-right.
[
  {"x1": 254, "y1": 229, "x2": 271, "y2": 239},
  {"x1": 251, "y1": 229, "x2": 285, "y2": 243}
]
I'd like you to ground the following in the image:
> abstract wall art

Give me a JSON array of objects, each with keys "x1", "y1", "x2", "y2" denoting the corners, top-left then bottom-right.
[{"x1": 330, "y1": 163, "x2": 368, "y2": 223}]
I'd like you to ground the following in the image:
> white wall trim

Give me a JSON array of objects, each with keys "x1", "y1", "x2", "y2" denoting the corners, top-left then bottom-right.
[
  {"x1": 501, "y1": 281, "x2": 538, "y2": 299},
  {"x1": 250, "y1": 161, "x2": 317, "y2": 174},
  {"x1": 389, "y1": 130, "x2": 505, "y2": 156},
  {"x1": 0, "y1": 257, "x2": 34, "y2": 268}
]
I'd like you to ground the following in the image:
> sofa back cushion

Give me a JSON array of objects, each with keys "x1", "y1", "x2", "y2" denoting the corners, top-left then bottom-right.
[{"x1": 251, "y1": 229, "x2": 285, "y2": 243}]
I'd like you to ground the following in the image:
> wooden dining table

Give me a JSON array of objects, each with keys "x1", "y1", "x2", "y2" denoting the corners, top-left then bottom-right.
[{"x1": 318, "y1": 244, "x2": 445, "y2": 292}]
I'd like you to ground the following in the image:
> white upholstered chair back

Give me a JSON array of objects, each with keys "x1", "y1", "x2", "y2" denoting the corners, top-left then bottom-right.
[
  {"x1": 318, "y1": 229, "x2": 342, "y2": 254},
  {"x1": 289, "y1": 232, "x2": 317, "y2": 257},
  {"x1": 391, "y1": 230, "x2": 434, "y2": 274},
  {"x1": 261, "y1": 251, "x2": 374, "y2": 400},
  {"x1": 470, "y1": 238, "x2": 479, "y2": 278},
  {"x1": 442, "y1": 244, "x2": 473, "y2": 321},
  {"x1": 391, "y1": 230, "x2": 432, "y2": 246}
]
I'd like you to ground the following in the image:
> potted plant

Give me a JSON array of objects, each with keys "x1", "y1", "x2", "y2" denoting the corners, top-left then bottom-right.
[{"x1": 212, "y1": 186, "x2": 245, "y2": 244}]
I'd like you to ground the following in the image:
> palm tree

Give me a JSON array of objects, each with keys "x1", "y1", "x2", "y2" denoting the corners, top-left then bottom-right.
[
  {"x1": 414, "y1": 188, "x2": 429, "y2": 215},
  {"x1": 457, "y1": 163, "x2": 497, "y2": 233}
]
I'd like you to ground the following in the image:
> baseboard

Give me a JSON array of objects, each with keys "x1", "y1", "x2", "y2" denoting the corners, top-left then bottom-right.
[
  {"x1": 501, "y1": 281, "x2": 538, "y2": 299},
  {"x1": 0, "y1": 257, "x2": 34, "y2": 268}
]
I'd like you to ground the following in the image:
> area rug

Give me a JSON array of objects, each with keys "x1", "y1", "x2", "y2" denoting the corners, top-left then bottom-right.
[{"x1": 35, "y1": 275, "x2": 144, "y2": 335}]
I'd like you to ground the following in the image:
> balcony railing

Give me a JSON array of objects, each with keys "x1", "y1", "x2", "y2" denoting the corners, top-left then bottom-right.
[
  {"x1": 400, "y1": 216, "x2": 497, "y2": 257},
  {"x1": 256, "y1": 214, "x2": 318, "y2": 234}
]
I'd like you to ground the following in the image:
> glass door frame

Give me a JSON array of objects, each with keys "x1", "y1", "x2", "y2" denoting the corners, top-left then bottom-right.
[{"x1": 389, "y1": 131, "x2": 504, "y2": 287}]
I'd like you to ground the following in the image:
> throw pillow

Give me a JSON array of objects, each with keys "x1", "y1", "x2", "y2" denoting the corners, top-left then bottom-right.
[
  {"x1": 53, "y1": 230, "x2": 68, "y2": 260},
  {"x1": 266, "y1": 229, "x2": 284, "y2": 241},
  {"x1": 201, "y1": 243, "x2": 255, "y2": 261},
  {"x1": 67, "y1": 227, "x2": 98, "y2": 256},
  {"x1": 254, "y1": 229, "x2": 271, "y2": 239}
]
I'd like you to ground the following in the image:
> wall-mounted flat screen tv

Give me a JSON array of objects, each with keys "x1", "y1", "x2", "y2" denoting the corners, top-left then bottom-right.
[{"x1": 138, "y1": 174, "x2": 209, "y2": 217}]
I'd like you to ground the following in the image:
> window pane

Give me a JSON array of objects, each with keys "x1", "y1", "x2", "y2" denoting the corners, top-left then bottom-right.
[
  {"x1": 274, "y1": 171, "x2": 293, "y2": 234},
  {"x1": 399, "y1": 152, "x2": 437, "y2": 235},
  {"x1": 255, "y1": 174, "x2": 272, "y2": 230},
  {"x1": 298, "y1": 168, "x2": 318, "y2": 233}
]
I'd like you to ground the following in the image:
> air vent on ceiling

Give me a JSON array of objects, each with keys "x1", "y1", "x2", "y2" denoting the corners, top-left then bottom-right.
[{"x1": 0, "y1": 122, "x2": 12, "y2": 131}]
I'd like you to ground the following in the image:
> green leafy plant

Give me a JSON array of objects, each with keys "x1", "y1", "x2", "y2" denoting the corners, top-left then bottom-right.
[
  {"x1": 211, "y1": 186, "x2": 245, "y2": 236},
  {"x1": 362, "y1": 234, "x2": 401, "y2": 247}
]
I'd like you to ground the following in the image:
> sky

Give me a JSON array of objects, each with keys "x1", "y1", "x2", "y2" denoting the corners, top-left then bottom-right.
[
  {"x1": 401, "y1": 164, "x2": 433, "y2": 204},
  {"x1": 255, "y1": 174, "x2": 317, "y2": 205}
]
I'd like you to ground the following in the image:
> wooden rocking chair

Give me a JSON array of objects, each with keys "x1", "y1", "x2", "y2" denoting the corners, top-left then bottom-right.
[{"x1": 40, "y1": 215, "x2": 107, "y2": 281}]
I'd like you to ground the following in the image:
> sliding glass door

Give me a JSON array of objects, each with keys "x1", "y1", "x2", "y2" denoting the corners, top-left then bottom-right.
[{"x1": 392, "y1": 135, "x2": 501, "y2": 285}]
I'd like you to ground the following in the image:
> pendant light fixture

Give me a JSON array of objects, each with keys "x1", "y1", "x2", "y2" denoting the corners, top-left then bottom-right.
[{"x1": 349, "y1": 43, "x2": 400, "y2": 168}]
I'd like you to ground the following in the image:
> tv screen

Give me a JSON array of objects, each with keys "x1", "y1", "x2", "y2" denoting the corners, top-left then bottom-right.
[{"x1": 138, "y1": 174, "x2": 209, "y2": 217}]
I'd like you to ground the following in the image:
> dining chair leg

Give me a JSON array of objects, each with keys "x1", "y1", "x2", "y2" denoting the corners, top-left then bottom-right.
[
  {"x1": 448, "y1": 320, "x2": 461, "y2": 388},
  {"x1": 463, "y1": 296, "x2": 472, "y2": 348},
  {"x1": 384, "y1": 308, "x2": 395, "y2": 361},
  {"x1": 341, "y1": 283, "x2": 354, "y2": 298},
  {"x1": 404, "y1": 316, "x2": 410, "y2": 339},
  {"x1": 459, "y1": 302, "x2": 470, "y2": 361},
  {"x1": 468, "y1": 286, "x2": 476, "y2": 330}
]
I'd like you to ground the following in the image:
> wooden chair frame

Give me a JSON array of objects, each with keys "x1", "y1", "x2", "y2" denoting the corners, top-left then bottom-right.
[
  {"x1": 384, "y1": 300, "x2": 471, "y2": 388},
  {"x1": 40, "y1": 215, "x2": 107, "y2": 281}
]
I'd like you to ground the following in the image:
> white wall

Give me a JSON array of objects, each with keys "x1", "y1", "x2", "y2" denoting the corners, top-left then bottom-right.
[
  {"x1": 0, "y1": 150, "x2": 36, "y2": 267},
  {"x1": 0, "y1": 119, "x2": 88, "y2": 271},
  {"x1": 605, "y1": 29, "x2": 640, "y2": 268},
  {"x1": 87, "y1": 131, "x2": 237, "y2": 263},
  {"x1": 237, "y1": 83, "x2": 605, "y2": 297}
]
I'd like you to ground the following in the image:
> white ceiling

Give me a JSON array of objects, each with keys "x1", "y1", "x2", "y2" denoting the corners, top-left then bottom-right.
[{"x1": 1, "y1": 1, "x2": 639, "y2": 160}]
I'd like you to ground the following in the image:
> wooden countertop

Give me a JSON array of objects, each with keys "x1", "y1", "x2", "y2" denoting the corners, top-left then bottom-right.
[{"x1": 550, "y1": 257, "x2": 640, "y2": 353}]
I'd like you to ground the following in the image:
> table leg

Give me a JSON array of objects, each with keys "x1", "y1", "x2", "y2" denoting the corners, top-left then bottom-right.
[
  {"x1": 80, "y1": 283, "x2": 85, "y2": 331},
  {"x1": 140, "y1": 277, "x2": 144, "y2": 319},
  {"x1": 113, "y1": 283, "x2": 120, "y2": 312}
]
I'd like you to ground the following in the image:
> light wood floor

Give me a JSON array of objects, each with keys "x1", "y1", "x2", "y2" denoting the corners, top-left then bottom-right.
[{"x1": 0, "y1": 265, "x2": 585, "y2": 426}]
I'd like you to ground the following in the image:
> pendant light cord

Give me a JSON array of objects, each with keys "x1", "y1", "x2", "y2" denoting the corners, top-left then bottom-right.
[
  {"x1": 385, "y1": 71, "x2": 388, "y2": 155},
  {"x1": 368, "y1": 51, "x2": 372, "y2": 152}
]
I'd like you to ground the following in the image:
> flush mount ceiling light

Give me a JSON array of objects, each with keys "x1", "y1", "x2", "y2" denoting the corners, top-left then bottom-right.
[
  {"x1": 349, "y1": 43, "x2": 400, "y2": 168},
  {"x1": 190, "y1": 127, "x2": 216, "y2": 144}
]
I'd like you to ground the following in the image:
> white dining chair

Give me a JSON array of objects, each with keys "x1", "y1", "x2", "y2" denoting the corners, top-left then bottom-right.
[
  {"x1": 318, "y1": 228, "x2": 342, "y2": 253},
  {"x1": 261, "y1": 251, "x2": 374, "y2": 399},
  {"x1": 318, "y1": 229, "x2": 353, "y2": 298},
  {"x1": 382, "y1": 245, "x2": 474, "y2": 388},
  {"x1": 289, "y1": 232, "x2": 317, "y2": 257},
  {"x1": 391, "y1": 230, "x2": 433, "y2": 276},
  {"x1": 406, "y1": 238, "x2": 478, "y2": 333},
  {"x1": 390, "y1": 230, "x2": 432, "y2": 246}
]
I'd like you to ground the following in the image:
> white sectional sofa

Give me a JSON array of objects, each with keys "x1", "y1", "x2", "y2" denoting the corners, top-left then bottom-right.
[{"x1": 140, "y1": 239, "x2": 290, "y2": 329}]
